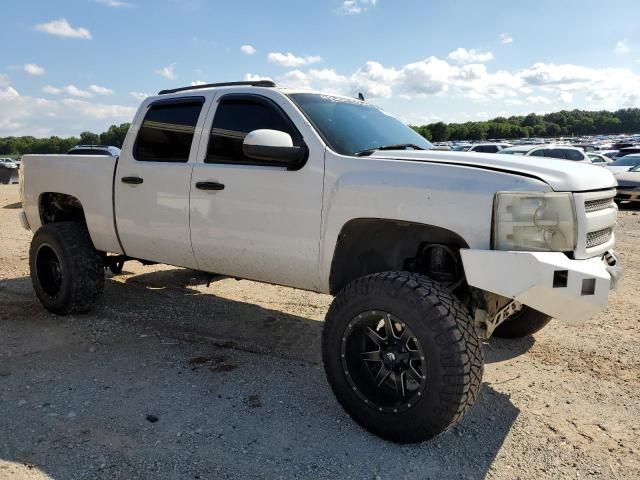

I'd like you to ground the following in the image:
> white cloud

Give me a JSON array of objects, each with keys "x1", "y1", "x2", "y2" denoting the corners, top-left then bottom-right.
[
  {"x1": 41, "y1": 84, "x2": 113, "y2": 98},
  {"x1": 614, "y1": 40, "x2": 630, "y2": 54},
  {"x1": 191, "y1": 80, "x2": 207, "y2": 86},
  {"x1": 518, "y1": 62, "x2": 640, "y2": 108},
  {"x1": 0, "y1": 86, "x2": 135, "y2": 137},
  {"x1": 335, "y1": 0, "x2": 377, "y2": 15},
  {"x1": 42, "y1": 85, "x2": 62, "y2": 95},
  {"x1": 500, "y1": 33, "x2": 513, "y2": 45},
  {"x1": 244, "y1": 73, "x2": 274, "y2": 82},
  {"x1": 262, "y1": 55, "x2": 640, "y2": 113},
  {"x1": 518, "y1": 62, "x2": 592, "y2": 86},
  {"x1": 281, "y1": 69, "x2": 351, "y2": 95},
  {"x1": 88, "y1": 85, "x2": 114, "y2": 95},
  {"x1": 23, "y1": 64, "x2": 46, "y2": 76},
  {"x1": 240, "y1": 45, "x2": 256, "y2": 55},
  {"x1": 62, "y1": 85, "x2": 92, "y2": 98},
  {"x1": 559, "y1": 92, "x2": 573, "y2": 103},
  {"x1": 526, "y1": 95, "x2": 552, "y2": 105},
  {"x1": 0, "y1": 74, "x2": 11, "y2": 87},
  {"x1": 401, "y1": 57, "x2": 459, "y2": 95},
  {"x1": 95, "y1": 0, "x2": 133, "y2": 7},
  {"x1": 155, "y1": 63, "x2": 177, "y2": 80},
  {"x1": 351, "y1": 61, "x2": 400, "y2": 98},
  {"x1": 448, "y1": 48, "x2": 494, "y2": 64},
  {"x1": 129, "y1": 91, "x2": 148, "y2": 101},
  {"x1": 267, "y1": 52, "x2": 322, "y2": 67},
  {"x1": 34, "y1": 18, "x2": 92, "y2": 40}
]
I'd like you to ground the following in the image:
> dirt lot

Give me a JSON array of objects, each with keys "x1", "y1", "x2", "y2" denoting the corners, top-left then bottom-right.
[{"x1": 1, "y1": 183, "x2": 639, "y2": 480}]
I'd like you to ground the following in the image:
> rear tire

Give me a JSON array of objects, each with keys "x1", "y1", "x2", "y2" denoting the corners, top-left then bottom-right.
[
  {"x1": 29, "y1": 222, "x2": 104, "y2": 315},
  {"x1": 322, "y1": 272, "x2": 483, "y2": 443},
  {"x1": 492, "y1": 306, "x2": 551, "y2": 338}
]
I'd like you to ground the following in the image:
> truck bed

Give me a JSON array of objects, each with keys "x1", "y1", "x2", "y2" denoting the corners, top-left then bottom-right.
[{"x1": 21, "y1": 154, "x2": 122, "y2": 254}]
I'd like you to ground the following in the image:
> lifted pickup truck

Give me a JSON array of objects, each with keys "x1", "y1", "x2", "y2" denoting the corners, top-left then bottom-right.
[{"x1": 19, "y1": 80, "x2": 622, "y2": 443}]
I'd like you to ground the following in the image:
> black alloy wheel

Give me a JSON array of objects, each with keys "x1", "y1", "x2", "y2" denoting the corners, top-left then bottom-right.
[{"x1": 341, "y1": 310, "x2": 428, "y2": 413}]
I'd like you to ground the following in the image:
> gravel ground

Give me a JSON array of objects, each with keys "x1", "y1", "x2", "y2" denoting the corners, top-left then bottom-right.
[{"x1": 1, "y1": 184, "x2": 639, "y2": 479}]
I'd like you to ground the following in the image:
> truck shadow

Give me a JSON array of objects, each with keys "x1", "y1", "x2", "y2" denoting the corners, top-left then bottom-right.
[
  {"x1": 0, "y1": 272, "x2": 520, "y2": 479},
  {"x1": 116, "y1": 267, "x2": 535, "y2": 365}
]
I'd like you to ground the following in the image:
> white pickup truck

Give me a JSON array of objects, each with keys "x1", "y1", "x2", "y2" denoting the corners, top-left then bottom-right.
[{"x1": 19, "y1": 80, "x2": 622, "y2": 443}]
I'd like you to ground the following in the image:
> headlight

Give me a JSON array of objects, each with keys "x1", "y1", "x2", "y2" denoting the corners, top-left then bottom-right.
[{"x1": 493, "y1": 192, "x2": 576, "y2": 252}]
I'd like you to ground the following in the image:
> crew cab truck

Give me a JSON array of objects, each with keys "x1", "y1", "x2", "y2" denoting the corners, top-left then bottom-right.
[{"x1": 19, "y1": 80, "x2": 622, "y2": 443}]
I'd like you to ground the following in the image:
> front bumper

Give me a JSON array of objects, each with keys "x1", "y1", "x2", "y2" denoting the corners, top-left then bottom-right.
[{"x1": 460, "y1": 249, "x2": 621, "y2": 325}]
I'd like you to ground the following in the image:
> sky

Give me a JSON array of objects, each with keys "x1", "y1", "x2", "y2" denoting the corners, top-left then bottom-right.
[{"x1": 1, "y1": 0, "x2": 639, "y2": 137}]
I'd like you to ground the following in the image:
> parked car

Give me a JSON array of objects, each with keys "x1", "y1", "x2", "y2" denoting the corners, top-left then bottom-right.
[
  {"x1": 587, "y1": 153, "x2": 612, "y2": 166},
  {"x1": 498, "y1": 145, "x2": 591, "y2": 163},
  {"x1": 0, "y1": 157, "x2": 19, "y2": 167},
  {"x1": 455, "y1": 143, "x2": 512, "y2": 153},
  {"x1": 19, "y1": 80, "x2": 621, "y2": 443},
  {"x1": 67, "y1": 145, "x2": 121, "y2": 157},
  {"x1": 613, "y1": 146, "x2": 640, "y2": 159},
  {"x1": 0, "y1": 158, "x2": 19, "y2": 184},
  {"x1": 606, "y1": 154, "x2": 640, "y2": 174},
  {"x1": 573, "y1": 143, "x2": 596, "y2": 152},
  {"x1": 450, "y1": 143, "x2": 472, "y2": 151},
  {"x1": 614, "y1": 165, "x2": 640, "y2": 203},
  {"x1": 600, "y1": 150, "x2": 619, "y2": 159}
]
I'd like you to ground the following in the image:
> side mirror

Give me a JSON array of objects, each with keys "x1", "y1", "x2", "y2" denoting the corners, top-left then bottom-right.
[{"x1": 242, "y1": 129, "x2": 305, "y2": 167}]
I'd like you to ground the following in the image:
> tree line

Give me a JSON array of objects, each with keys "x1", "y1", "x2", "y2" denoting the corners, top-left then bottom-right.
[
  {"x1": 0, "y1": 124, "x2": 130, "y2": 156},
  {"x1": 411, "y1": 108, "x2": 640, "y2": 142},
  {"x1": 1, "y1": 107, "x2": 640, "y2": 156}
]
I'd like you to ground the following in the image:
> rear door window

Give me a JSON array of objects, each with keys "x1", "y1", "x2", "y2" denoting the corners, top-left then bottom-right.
[
  {"x1": 542, "y1": 149, "x2": 566, "y2": 159},
  {"x1": 134, "y1": 99, "x2": 204, "y2": 162},
  {"x1": 564, "y1": 149, "x2": 586, "y2": 161}
]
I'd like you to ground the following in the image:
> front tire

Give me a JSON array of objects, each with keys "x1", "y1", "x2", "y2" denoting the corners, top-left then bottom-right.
[
  {"x1": 322, "y1": 272, "x2": 483, "y2": 443},
  {"x1": 492, "y1": 307, "x2": 551, "y2": 338},
  {"x1": 29, "y1": 222, "x2": 104, "y2": 315}
]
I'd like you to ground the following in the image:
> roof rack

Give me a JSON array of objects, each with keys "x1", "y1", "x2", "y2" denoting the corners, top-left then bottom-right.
[{"x1": 158, "y1": 80, "x2": 276, "y2": 95}]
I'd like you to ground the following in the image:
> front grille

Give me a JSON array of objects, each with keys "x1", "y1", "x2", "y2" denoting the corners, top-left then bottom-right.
[
  {"x1": 586, "y1": 228, "x2": 613, "y2": 248},
  {"x1": 584, "y1": 197, "x2": 614, "y2": 213}
]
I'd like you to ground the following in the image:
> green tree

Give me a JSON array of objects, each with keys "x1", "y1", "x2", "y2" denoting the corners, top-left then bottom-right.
[
  {"x1": 80, "y1": 131, "x2": 101, "y2": 145},
  {"x1": 100, "y1": 123, "x2": 130, "y2": 148},
  {"x1": 428, "y1": 122, "x2": 450, "y2": 142}
]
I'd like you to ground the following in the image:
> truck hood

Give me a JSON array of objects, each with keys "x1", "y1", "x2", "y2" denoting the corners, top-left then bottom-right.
[{"x1": 370, "y1": 150, "x2": 617, "y2": 192}]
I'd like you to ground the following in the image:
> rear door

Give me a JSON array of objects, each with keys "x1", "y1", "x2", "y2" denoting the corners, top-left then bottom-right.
[
  {"x1": 114, "y1": 96, "x2": 209, "y2": 268},
  {"x1": 189, "y1": 92, "x2": 325, "y2": 291}
]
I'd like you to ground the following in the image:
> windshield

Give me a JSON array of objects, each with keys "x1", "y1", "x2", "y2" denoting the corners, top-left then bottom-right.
[
  {"x1": 610, "y1": 155, "x2": 640, "y2": 166},
  {"x1": 287, "y1": 93, "x2": 432, "y2": 156}
]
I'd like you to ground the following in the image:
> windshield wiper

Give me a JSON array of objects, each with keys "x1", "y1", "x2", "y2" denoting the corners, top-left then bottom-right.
[{"x1": 354, "y1": 144, "x2": 426, "y2": 157}]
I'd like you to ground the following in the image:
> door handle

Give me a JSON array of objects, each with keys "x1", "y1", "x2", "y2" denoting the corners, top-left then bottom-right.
[
  {"x1": 196, "y1": 181, "x2": 225, "y2": 191},
  {"x1": 121, "y1": 176, "x2": 143, "y2": 185}
]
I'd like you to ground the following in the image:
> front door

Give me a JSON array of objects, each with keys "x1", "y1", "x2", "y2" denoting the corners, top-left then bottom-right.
[{"x1": 189, "y1": 93, "x2": 325, "y2": 291}]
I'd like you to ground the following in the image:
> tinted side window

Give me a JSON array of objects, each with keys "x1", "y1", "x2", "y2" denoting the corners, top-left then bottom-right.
[
  {"x1": 543, "y1": 149, "x2": 566, "y2": 159},
  {"x1": 564, "y1": 149, "x2": 585, "y2": 161},
  {"x1": 206, "y1": 98, "x2": 299, "y2": 164},
  {"x1": 473, "y1": 146, "x2": 494, "y2": 153},
  {"x1": 529, "y1": 149, "x2": 545, "y2": 157},
  {"x1": 135, "y1": 101, "x2": 203, "y2": 162},
  {"x1": 68, "y1": 149, "x2": 110, "y2": 156}
]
